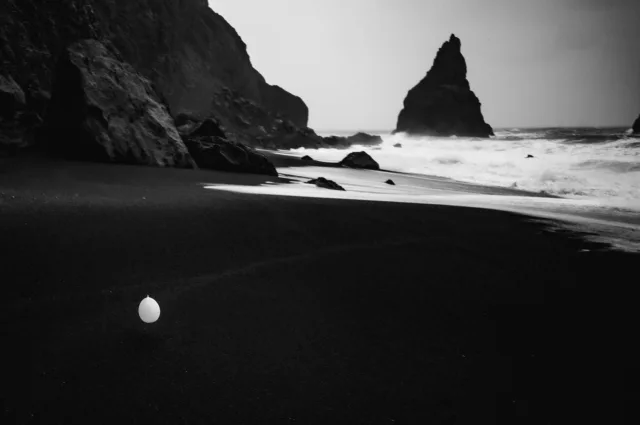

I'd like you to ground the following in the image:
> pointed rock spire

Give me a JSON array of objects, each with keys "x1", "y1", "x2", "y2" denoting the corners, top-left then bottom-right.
[
  {"x1": 633, "y1": 114, "x2": 639, "y2": 134},
  {"x1": 395, "y1": 35, "x2": 493, "y2": 137}
]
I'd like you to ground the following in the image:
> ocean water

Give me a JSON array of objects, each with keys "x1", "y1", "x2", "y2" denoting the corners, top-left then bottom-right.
[{"x1": 295, "y1": 127, "x2": 640, "y2": 211}]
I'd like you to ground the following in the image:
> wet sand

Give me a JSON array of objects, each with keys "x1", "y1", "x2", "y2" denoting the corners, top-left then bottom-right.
[{"x1": 1, "y1": 155, "x2": 638, "y2": 424}]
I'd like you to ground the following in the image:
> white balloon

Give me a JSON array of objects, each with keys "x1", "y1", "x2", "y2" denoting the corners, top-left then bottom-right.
[{"x1": 138, "y1": 296, "x2": 161, "y2": 323}]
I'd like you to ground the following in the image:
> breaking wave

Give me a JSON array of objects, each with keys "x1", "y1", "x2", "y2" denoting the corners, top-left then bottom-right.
[{"x1": 293, "y1": 128, "x2": 640, "y2": 211}]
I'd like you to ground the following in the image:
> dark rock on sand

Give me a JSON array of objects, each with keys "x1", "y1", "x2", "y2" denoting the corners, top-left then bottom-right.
[
  {"x1": 393, "y1": 143, "x2": 403, "y2": 148},
  {"x1": 185, "y1": 137, "x2": 277, "y2": 177},
  {"x1": 307, "y1": 177, "x2": 345, "y2": 191},
  {"x1": 45, "y1": 39, "x2": 194, "y2": 167},
  {"x1": 301, "y1": 155, "x2": 313, "y2": 161},
  {"x1": 178, "y1": 116, "x2": 278, "y2": 176},
  {"x1": 385, "y1": 179, "x2": 396, "y2": 185},
  {"x1": 633, "y1": 115, "x2": 640, "y2": 134},
  {"x1": 395, "y1": 34, "x2": 493, "y2": 138},
  {"x1": 340, "y1": 152, "x2": 380, "y2": 170},
  {"x1": 526, "y1": 154, "x2": 534, "y2": 158}
]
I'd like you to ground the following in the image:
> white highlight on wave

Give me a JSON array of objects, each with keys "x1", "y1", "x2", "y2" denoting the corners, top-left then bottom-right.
[{"x1": 289, "y1": 132, "x2": 640, "y2": 211}]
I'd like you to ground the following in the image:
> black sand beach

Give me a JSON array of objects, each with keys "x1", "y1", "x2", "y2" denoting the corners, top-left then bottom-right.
[
  {"x1": 1, "y1": 156, "x2": 638, "y2": 424},
  {"x1": 3, "y1": 1, "x2": 639, "y2": 423}
]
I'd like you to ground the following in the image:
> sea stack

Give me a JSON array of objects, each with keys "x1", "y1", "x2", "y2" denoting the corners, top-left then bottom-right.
[
  {"x1": 633, "y1": 114, "x2": 640, "y2": 134},
  {"x1": 395, "y1": 34, "x2": 494, "y2": 138}
]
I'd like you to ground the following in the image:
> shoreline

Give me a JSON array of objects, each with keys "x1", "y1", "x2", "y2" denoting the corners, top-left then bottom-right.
[
  {"x1": 3, "y1": 153, "x2": 639, "y2": 251},
  {"x1": 263, "y1": 150, "x2": 640, "y2": 251}
]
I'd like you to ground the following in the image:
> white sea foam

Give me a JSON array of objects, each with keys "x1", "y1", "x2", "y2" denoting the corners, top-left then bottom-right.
[{"x1": 289, "y1": 130, "x2": 640, "y2": 211}]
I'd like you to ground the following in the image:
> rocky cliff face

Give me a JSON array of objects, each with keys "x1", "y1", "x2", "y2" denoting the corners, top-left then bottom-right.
[
  {"x1": 0, "y1": 74, "x2": 35, "y2": 152},
  {"x1": 395, "y1": 34, "x2": 493, "y2": 138},
  {"x1": 0, "y1": 0, "x2": 100, "y2": 118},
  {"x1": 633, "y1": 114, "x2": 640, "y2": 134},
  {"x1": 92, "y1": 0, "x2": 308, "y2": 128},
  {"x1": 0, "y1": 0, "x2": 309, "y2": 153},
  {"x1": 46, "y1": 39, "x2": 194, "y2": 167}
]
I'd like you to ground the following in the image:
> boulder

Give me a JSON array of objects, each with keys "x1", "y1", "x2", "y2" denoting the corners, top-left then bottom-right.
[
  {"x1": 393, "y1": 143, "x2": 402, "y2": 148},
  {"x1": 185, "y1": 137, "x2": 277, "y2": 176},
  {"x1": 633, "y1": 115, "x2": 640, "y2": 134},
  {"x1": 395, "y1": 34, "x2": 493, "y2": 138},
  {"x1": 340, "y1": 151, "x2": 380, "y2": 170},
  {"x1": 301, "y1": 155, "x2": 313, "y2": 161},
  {"x1": 526, "y1": 154, "x2": 534, "y2": 158},
  {"x1": 45, "y1": 39, "x2": 194, "y2": 167},
  {"x1": 306, "y1": 177, "x2": 345, "y2": 191},
  {"x1": 385, "y1": 179, "x2": 396, "y2": 185}
]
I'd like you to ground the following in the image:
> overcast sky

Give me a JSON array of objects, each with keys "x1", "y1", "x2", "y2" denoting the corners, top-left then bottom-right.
[{"x1": 209, "y1": 0, "x2": 640, "y2": 131}]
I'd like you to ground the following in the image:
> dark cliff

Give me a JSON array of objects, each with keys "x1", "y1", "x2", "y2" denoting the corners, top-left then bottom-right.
[
  {"x1": 92, "y1": 0, "x2": 308, "y2": 127},
  {"x1": 633, "y1": 114, "x2": 640, "y2": 134},
  {"x1": 46, "y1": 39, "x2": 194, "y2": 167},
  {"x1": 395, "y1": 34, "x2": 493, "y2": 138},
  {"x1": 0, "y1": 0, "x2": 308, "y2": 150}
]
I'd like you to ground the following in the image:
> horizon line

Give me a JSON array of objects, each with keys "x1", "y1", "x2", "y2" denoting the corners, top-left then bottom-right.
[{"x1": 313, "y1": 125, "x2": 632, "y2": 133}]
